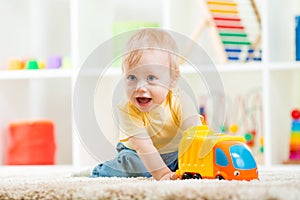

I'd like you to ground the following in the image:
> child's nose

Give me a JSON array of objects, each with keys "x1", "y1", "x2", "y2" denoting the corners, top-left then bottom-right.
[{"x1": 136, "y1": 80, "x2": 148, "y2": 91}]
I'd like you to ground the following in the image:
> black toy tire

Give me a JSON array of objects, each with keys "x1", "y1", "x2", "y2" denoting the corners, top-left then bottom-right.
[
  {"x1": 182, "y1": 173, "x2": 192, "y2": 180},
  {"x1": 216, "y1": 175, "x2": 224, "y2": 180},
  {"x1": 193, "y1": 173, "x2": 202, "y2": 179}
]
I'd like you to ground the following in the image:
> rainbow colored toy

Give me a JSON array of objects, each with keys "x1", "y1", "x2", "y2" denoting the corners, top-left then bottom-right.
[
  {"x1": 289, "y1": 109, "x2": 300, "y2": 161},
  {"x1": 187, "y1": 0, "x2": 261, "y2": 63},
  {"x1": 176, "y1": 125, "x2": 258, "y2": 180},
  {"x1": 206, "y1": 0, "x2": 261, "y2": 61}
]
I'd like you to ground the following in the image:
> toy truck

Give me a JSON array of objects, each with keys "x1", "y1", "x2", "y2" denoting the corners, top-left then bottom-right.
[{"x1": 176, "y1": 125, "x2": 258, "y2": 180}]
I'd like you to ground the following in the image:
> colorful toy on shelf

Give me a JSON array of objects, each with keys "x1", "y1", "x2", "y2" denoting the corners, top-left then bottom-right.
[
  {"x1": 184, "y1": 0, "x2": 262, "y2": 63},
  {"x1": 38, "y1": 60, "x2": 46, "y2": 69},
  {"x1": 7, "y1": 55, "x2": 70, "y2": 70},
  {"x1": 229, "y1": 123, "x2": 238, "y2": 134},
  {"x1": 198, "y1": 92, "x2": 264, "y2": 165},
  {"x1": 220, "y1": 124, "x2": 227, "y2": 133},
  {"x1": 244, "y1": 129, "x2": 256, "y2": 148},
  {"x1": 259, "y1": 136, "x2": 264, "y2": 153},
  {"x1": 288, "y1": 109, "x2": 300, "y2": 161},
  {"x1": 47, "y1": 56, "x2": 62, "y2": 69},
  {"x1": 205, "y1": 0, "x2": 262, "y2": 62},
  {"x1": 296, "y1": 15, "x2": 300, "y2": 61},
  {"x1": 61, "y1": 57, "x2": 72, "y2": 69},
  {"x1": 26, "y1": 59, "x2": 39, "y2": 70},
  {"x1": 176, "y1": 125, "x2": 258, "y2": 180},
  {"x1": 291, "y1": 109, "x2": 300, "y2": 120},
  {"x1": 8, "y1": 59, "x2": 26, "y2": 70}
]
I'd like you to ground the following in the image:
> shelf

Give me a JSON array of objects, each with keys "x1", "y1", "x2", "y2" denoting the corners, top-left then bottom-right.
[
  {"x1": 180, "y1": 63, "x2": 263, "y2": 75},
  {"x1": 268, "y1": 62, "x2": 300, "y2": 71},
  {"x1": 216, "y1": 63, "x2": 263, "y2": 72},
  {"x1": 1, "y1": 0, "x2": 298, "y2": 167},
  {"x1": 180, "y1": 62, "x2": 300, "y2": 73},
  {"x1": 72, "y1": 63, "x2": 299, "y2": 77},
  {"x1": 0, "y1": 69, "x2": 73, "y2": 80},
  {"x1": 83, "y1": 63, "x2": 264, "y2": 78}
]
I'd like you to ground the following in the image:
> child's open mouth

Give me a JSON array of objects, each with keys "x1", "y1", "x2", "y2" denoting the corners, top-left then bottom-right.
[{"x1": 136, "y1": 97, "x2": 152, "y2": 106}]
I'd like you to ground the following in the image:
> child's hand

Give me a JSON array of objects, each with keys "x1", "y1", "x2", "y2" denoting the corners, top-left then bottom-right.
[{"x1": 159, "y1": 172, "x2": 178, "y2": 181}]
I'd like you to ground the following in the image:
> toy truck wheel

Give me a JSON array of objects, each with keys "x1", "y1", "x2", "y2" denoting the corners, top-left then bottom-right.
[
  {"x1": 193, "y1": 174, "x2": 202, "y2": 179},
  {"x1": 182, "y1": 173, "x2": 192, "y2": 180},
  {"x1": 216, "y1": 175, "x2": 224, "y2": 180}
]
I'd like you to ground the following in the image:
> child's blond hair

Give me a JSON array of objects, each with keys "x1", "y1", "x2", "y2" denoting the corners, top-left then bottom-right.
[{"x1": 122, "y1": 28, "x2": 180, "y2": 81}]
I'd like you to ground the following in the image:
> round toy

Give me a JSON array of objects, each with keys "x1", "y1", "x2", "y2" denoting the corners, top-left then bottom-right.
[
  {"x1": 220, "y1": 125, "x2": 227, "y2": 133},
  {"x1": 291, "y1": 109, "x2": 300, "y2": 120},
  {"x1": 229, "y1": 124, "x2": 239, "y2": 134},
  {"x1": 244, "y1": 132, "x2": 253, "y2": 141}
]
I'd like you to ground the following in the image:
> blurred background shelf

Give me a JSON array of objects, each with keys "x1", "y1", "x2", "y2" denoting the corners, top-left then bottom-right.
[
  {"x1": 0, "y1": 69, "x2": 73, "y2": 80},
  {"x1": 1, "y1": 0, "x2": 300, "y2": 167}
]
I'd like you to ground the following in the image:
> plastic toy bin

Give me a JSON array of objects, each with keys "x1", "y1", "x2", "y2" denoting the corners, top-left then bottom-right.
[{"x1": 5, "y1": 120, "x2": 56, "y2": 165}]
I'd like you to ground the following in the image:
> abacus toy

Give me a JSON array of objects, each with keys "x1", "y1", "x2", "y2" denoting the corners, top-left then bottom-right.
[{"x1": 186, "y1": 0, "x2": 262, "y2": 63}]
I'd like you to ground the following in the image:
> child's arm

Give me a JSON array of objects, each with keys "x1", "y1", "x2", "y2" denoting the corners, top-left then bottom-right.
[{"x1": 128, "y1": 132, "x2": 177, "y2": 181}]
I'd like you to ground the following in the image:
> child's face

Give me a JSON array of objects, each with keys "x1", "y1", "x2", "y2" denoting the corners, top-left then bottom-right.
[{"x1": 124, "y1": 50, "x2": 173, "y2": 112}]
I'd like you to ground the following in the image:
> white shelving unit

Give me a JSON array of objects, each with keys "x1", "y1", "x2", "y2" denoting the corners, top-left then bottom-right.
[
  {"x1": 1, "y1": 0, "x2": 300, "y2": 167},
  {"x1": 262, "y1": 0, "x2": 300, "y2": 165},
  {"x1": 0, "y1": 69, "x2": 73, "y2": 80},
  {"x1": 70, "y1": 0, "x2": 300, "y2": 166},
  {"x1": 0, "y1": 70, "x2": 73, "y2": 165},
  {"x1": 0, "y1": 0, "x2": 72, "y2": 165}
]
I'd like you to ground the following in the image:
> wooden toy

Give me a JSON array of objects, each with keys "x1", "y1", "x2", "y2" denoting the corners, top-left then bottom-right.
[
  {"x1": 184, "y1": 0, "x2": 261, "y2": 63},
  {"x1": 288, "y1": 109, "x2": 300, "y2": 162}
]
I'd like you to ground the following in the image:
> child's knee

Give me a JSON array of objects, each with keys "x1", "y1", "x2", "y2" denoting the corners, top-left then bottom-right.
[{"x1": 117, "y1": 150, "x2": 138, "y2": 164}]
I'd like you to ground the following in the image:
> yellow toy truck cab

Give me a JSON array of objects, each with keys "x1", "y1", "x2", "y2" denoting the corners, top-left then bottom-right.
[{"x1": 176, "y1": 125, "x2": 258, "y2": 180}]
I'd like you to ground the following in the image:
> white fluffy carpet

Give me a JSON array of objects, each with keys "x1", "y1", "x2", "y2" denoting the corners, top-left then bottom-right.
[{"x1": 0, "y1": 165, "x2": 299, "y2": 200}]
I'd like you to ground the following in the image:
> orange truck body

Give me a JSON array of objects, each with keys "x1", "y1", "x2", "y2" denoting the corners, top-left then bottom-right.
[{"x1": 176, "y1": 125, "x2": 258, "y2": 180}]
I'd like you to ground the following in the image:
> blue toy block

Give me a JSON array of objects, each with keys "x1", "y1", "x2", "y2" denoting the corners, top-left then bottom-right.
[{"x1": 292, "y1": 120, "x2": 300, "y2": 131}]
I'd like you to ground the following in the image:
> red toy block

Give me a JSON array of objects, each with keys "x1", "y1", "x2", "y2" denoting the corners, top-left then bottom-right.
[{"x1": 5, "y1": 120, "x2": 56, "y2": 165}]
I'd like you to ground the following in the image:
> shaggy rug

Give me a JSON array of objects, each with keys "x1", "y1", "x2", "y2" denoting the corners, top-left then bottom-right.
[{"x1": 0, "y1": 165, "x2": 299, "y2": 200}]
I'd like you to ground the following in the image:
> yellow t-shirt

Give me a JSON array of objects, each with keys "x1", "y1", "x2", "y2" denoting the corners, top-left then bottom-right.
[{"x1": 117, "y1": 89, "x2": 201, "y2": 154}]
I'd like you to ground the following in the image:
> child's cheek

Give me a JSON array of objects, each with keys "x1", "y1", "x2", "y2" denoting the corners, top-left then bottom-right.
[
  {"x1": 156, "y1": 79, "x2": 171, "y2": 90},
  {"x1": 125, "y1": 85, "x2": 135, "y2": 97}
]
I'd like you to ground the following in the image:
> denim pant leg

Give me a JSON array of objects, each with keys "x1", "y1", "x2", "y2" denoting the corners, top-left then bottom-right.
[
  {"x1": 90, "y1": 142, "x2": 151, "y2": 178},
  {"x1": 161, "y1": 151, "x2": 178, "y2": 172},
  {"x1": 90, "y1": 142, "x2": 178, "y2": 178}
]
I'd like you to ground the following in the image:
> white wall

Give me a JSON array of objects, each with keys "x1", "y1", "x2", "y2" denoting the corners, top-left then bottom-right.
[{"x1": 0, "y1": 0, "x2": 70, "y2": 67}]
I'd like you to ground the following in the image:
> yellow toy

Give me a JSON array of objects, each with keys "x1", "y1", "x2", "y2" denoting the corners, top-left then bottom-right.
[{"x1": 176, "y1": 125, "x2": 258, "y2": 180}]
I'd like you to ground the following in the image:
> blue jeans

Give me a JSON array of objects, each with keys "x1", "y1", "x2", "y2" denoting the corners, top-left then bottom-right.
[{"x1": 90, "y1": 142, "x2": 178, "y2": 178}]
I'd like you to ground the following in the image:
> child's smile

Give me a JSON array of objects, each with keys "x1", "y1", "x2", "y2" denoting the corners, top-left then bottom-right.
[
  {"x1": 124, "y1": 50, "x2": 173, "y2": 112},
  {"x1": 136, "y1": 97, "x2": 152, "y2": 105}
]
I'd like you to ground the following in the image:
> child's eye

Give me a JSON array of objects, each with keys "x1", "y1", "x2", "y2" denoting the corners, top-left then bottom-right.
[
  {"x1": 147, "y1": 75, "x2": 157, "y2": 82},
  {"x1": 127, "y1": 75, "x2": 137, "y2": 81}
]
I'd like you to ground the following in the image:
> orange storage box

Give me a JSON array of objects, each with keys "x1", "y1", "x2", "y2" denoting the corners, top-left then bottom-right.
[{"x1": 5, "y1": 120, "x2": 56, "y2": 165}]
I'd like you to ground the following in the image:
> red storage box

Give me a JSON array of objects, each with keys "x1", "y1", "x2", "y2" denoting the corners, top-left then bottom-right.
[{"x1": 5, "y1": 120, "x2": 56, "y2": 165}]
